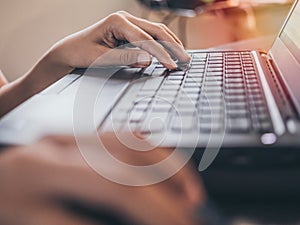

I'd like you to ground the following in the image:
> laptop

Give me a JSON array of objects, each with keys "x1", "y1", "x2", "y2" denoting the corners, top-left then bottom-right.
[{"x1": 1, "y1": 0, "x2": 300, "y2": 174}]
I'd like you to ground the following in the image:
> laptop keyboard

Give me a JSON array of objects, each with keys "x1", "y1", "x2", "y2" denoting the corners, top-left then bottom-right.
[{"x1": 105, "y1": 51, "x2": 273, "y2": 135}]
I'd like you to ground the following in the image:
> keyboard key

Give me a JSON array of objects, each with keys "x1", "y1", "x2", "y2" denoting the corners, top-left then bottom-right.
[
  {"x1": 205, "y1": 81, "x2": 223, "y2": 88},
  {"x1": 193, "y1": 53, "x2": 208, "y2": 59},
  {"x1": 129, "y1": 110, "x2": 146, "y2": 122},
  {"x1": 185, "y1": 93, "x2": 200, "y2": 99},
  {"x1": 143, "y1": 65, "x2": 156, "y2": 76},
  {"x1": 199, "y1": 111, "x2": 223, "y2": 120},
  {"x1": 132, "y1": 104, "x2": 147, "y2": 112},
  {"x1": 169, "y1": 71, "x2": 185, "y2": 76},
  {"x1": 167, "y1": 77, "x2": 183, "y2": 82},
  {"x1": 226, "y1": 78, "x2": 243, "y2": 83},
  {"x1": 243, "y1": 63, "x2": 253, "y2": 67},
  {"x1": 245, "y1": 74, "x2": 257, "y2": 79},
  {"x1": 207, "y1": 68, "x2": 223, "y2": 72},
  {"x1": 134, "y1": 96, "x2": 152, "y2": 105},
  {"x1": 157, "y1": 89, "x2": 177, "y2": 97},
  {"x1": 171, "y1": 114, "x2": 197, "y2": 131},
  {"x1": 205, "y1": 76, "x2": 222, "y2": 81},
  {"x1": 226, "y1": 102, "x2": 247, "y2": 109},
  {"x1": 152, "y1": 68, "x2": 167, "y2": 77},
  {"x1": 227, "y1": 108, "x2": 248, "y2": 117},
  {"x1": 245, "y1": 70, "x2": 256, "y2": 75},
  {"x1": 203, "y1": 92, "x2": 223, "y2": 98},
  {"x1": 208, "y1": 63, "x2": 223, "y2": 68},
  {"x1": 260, "y1": 121, "x2": 273, "y2": 132},
  {"x1": 203, "y1": 86, "x2": 222, "y2": 92},
  {"x1": 226, "y1": 65, "x2": 241, "y2": 69},
  {"x1": 176, "y1": 104, "x2": 197, "y2": 115},
  {"x1": 201, "y1": 108, "x2": 223, "y2": 116},
  {"x1": 185, "y1": 77, "x2": 203, "y2": 83},
  {"x1": 210, "y1": 53, "x2": 223, "y2": 57},
  {"x1": 225, "y1": 95, "x2": 246, "y2": 102},
  {"x1": 248, "y1": 89, "x2": 261, "y2": 95},
  {"x1": 192, "y1": 65, "x2": 206, "y2": 69},
  {"x1": 178, "y1": 96, "x2": 198, "y2": 105},
  {"x1": 226, "y1": 61, "x2": 241, "y2": 65},
  {"x1": 226, "y1": 73, "x2": 243, "y2": 78},
  {"x1": 183, "y1": 82, "x2": 201, "y2": 88},
  {"x1": 244, "y1": 67, "x2": 255, "y2": 72},
  {"x1": 152, "y1": 104, "x2": 172, "y2": 112},
  {"x1": 141, "y1": 112, "x2": 169, "y2": 134},
  {"x1": 192, "y1": 61, "x2": 206, "y2": 65},
  {"x1": 209, "y1": 60, "x2": 223, "y2": 64},
  {"x1": 226, "y1": 59, "x2": 240, "y2": 63},
  {"x1": 226, "y1": 69, "x2": 243, "y2": 74},
  {"x1": 136, "y1": 90, "x2": 156, "y2": 99},
  {"x1": 226, "y1": 89, "x2": 245, "y2": 95},
  {"x1": 225, "y1": 83, "x2": 244, "y2": 88},
  {"x1": 141, "y1": 77, "x2": 164, "y2": 91},
  {"x1": 189, "y1": 68, "x2": 205, "y2": 73},
  {"x1": 206, "y1": 71, "x2": 223, "y2": 77},
  {"x1": 177, "y1": 96, "x2": 197, "y2": 105},
  {"x1": 183, "y1": 87, "x2": 201, "y2": 94},
  {"x1": 227, "y1": 117, "x2": 250, "y2": 132},
  {"x1": 200, "y1": 97, "x2": 223, "y2": 106},
  {"x1": 164, "y1": 80, "x2": 182, "y2": 85},
  {"x1": 110, "y1": 108, "x2": 129, "y2": 123},
  {"x1": 200, "y1": 121, "x2": 222, "y2": 133},
  {"x1": 161, "y1": 85, "x2": 180, "y2": 91}
]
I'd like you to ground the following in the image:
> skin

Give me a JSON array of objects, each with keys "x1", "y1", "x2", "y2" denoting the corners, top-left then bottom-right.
[
  {"x1": 0, "y1": 133, "x2": 205, "y2": 225},
  {"x1": 0, "y1": 11, "x2": 203, "y2": 225},
  {"x1": 0, "y1": 11, "x2": 190, "y2": 118}
]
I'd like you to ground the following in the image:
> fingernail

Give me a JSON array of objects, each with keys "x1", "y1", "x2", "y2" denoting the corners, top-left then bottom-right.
[
  {"x1": 168, "y1": 60, "x2": 178, "y2": 70},
  {"x1": 138, "y1": 53, "x2": 151, "y2": 67},
  {"x1": 181, "y1": 53, "x2": 191, "y2": 63}
]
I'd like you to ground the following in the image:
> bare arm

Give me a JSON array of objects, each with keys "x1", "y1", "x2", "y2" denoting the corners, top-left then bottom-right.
[
  {"x1": 0, "y1": 70, "x2": 8, "y2": 87},
  {"x1": 0, "y1": 11, "x2": 190, "y2": 118},
  {"x1": 0, "y1": 56, "x2": 73, "y2": 117},
  {"x1": 0, "y1": 133, "x2": 205, "y2": 225}
]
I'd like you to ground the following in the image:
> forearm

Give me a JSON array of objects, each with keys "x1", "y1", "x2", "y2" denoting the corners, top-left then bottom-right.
[
  {"x1": 0, "y1": 11, "x2": 190, "y2": 118},
  {"x1": 0, "y1": 52, "x2": 73, "y2": 118}
]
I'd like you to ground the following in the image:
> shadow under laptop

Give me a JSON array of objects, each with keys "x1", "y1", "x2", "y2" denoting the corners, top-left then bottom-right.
[{"x1": 194, "y1": 147, "x2": 300, "y2": 225}]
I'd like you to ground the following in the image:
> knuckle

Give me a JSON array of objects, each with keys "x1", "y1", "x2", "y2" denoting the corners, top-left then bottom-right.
[
  {"x1": 159, "y1": 23, "x2": 168, "y2": 30},
  {"x1": 153, "y1": 23, "x2": 168, "y2": 34},
  {"x1": 154, "y1": 22, "x2": 167, "y2": 29},
  {"x1": 116, "y1": 10, "x2": 129, "y2": 16},
  {"x1": 107, "y1": 12, "x2": 125, "y2": 23}
]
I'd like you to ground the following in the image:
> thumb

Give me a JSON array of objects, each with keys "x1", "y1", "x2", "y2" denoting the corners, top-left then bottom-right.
[{"x1": 94, "y1": 47, "x2": 152, "y2": 67}]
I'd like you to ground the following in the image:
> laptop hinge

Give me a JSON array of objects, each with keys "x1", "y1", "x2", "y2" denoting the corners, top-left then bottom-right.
[
  {"x1": 252, "y1": 51, "x2": 286, "y2": 136},
  {"x1": 264, "y1": 52, "x2": 299, "y2": 120}
]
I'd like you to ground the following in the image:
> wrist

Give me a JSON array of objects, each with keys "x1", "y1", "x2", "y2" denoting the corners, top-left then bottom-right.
[{"x1": 25, "y1": 50, "x2": 74, "y2": 94}]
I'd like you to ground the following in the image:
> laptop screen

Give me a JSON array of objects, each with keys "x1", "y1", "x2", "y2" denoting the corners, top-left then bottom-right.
[
  {"x1": 280, "y1": 0, "x2": 300, "y2": 64},
  {"x1": 270, "y1": 0, "x2": 300, "y2": 114}
]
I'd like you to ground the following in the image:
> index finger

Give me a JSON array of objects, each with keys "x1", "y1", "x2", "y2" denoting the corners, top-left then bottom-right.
[
  {"x1": 118, "y1": 12, "x2": 190, "y2": 62},
  {"x1": 111, "y1": 15, "x2": 178, "y2": 69}
]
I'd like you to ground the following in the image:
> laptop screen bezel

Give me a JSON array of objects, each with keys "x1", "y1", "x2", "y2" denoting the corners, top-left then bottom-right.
[
  {"x1": 278, "y1": 0, "x2": 300, "y2": 64},
  {"x1": 269, "y1": 0, "x2": 300, "y2": 116}
]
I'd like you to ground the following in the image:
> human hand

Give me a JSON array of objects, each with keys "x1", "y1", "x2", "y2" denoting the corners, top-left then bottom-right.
[
  {"x1": 0, "y1": 132, "x2": 204, "y2": 225},
  {"x1": 0, "y1": 11, "x2": 190, "y2": 118},
  {"x1": 47, "y1": 11, "x2": 190, "y2": 72}
]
